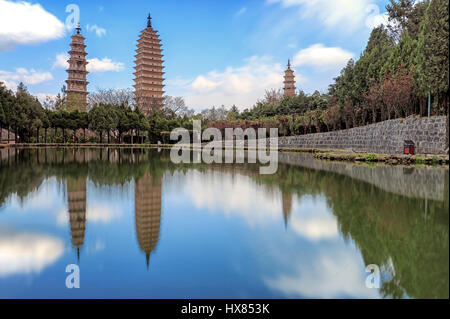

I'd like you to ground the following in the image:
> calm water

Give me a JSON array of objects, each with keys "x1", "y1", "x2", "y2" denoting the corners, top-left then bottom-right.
[{"x1": 0, "y1": 148, "x2": 448, "y2": 299}]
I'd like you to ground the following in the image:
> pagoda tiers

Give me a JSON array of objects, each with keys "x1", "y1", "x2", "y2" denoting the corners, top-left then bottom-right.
[
  {"x1": 66, "y1": 23, "x2": 89, "y2": 112},
  {"x1": 283, "y1": 59, "x2": 296, "y2": 97},
  {"x1": 67, "y1": 177, "x2": 87, "y2": 261},
  {"x1": 133, "y1": 13, "x2": 165, "y2": 115},
  {"x1": 134, "y1": 173, "x2": 162, "y2": 268}
]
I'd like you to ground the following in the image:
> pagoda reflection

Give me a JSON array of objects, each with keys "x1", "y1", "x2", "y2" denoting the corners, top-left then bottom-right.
[
  {"x1": 134, "y1": 172, "x2": 162, "y2": 269},
  {"x1": 67, "y1": 176, "x2": 87, "y2": 261},
  {"x1": 282, "y1": 192, "x2": 293, "y2": 228}
]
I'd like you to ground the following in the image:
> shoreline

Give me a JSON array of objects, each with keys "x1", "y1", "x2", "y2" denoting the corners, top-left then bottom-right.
[{"x1": 3, "y1": 143, "x2": 449, "y2": 166}]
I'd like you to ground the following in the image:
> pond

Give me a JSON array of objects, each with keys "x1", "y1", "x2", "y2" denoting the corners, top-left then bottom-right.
[{"x1": 0, "y1": 148, "x2": 448, "y2": 299}]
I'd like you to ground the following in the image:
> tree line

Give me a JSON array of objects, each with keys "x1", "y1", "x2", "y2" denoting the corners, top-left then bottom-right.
[
  {"x1": 0, "y1": 83, "x2": 194, "y2": 144},
  {"x1": 206, "y1": 0, "x2": 448, "y2": 137},
  {"x1": 1, "y1": 0, "x2": 448, "y2": 144}
]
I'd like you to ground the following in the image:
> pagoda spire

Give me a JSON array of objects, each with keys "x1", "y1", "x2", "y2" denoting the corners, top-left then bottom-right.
[
  {"x1": 76, "y1": 22, "x2": 81, "y2": 35},
  {"x1": 147, "y1": 13, "x2": 152, "y2": 28}
]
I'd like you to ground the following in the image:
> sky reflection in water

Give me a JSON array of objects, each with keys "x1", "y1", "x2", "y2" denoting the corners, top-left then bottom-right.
[{"x1": 0, "y1": 148, "x2": 448, "y2": 299}]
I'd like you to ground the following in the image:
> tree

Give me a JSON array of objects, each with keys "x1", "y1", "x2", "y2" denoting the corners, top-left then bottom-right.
[
  {"x1": 386, "y1": 0, "x2": 430, "y2": 40},
  {"x1": 416, "y1": 0, "x2": 449, "y2": 111},
  {"x1": 88, "y1": 104, "x2": 115, "y2": 143},
  {"x1": 115, "y1": 105, "x2": 131, "y2": 143},
  {"x1": 88, "y1": 88, "x2": 134, "y2": 109},
  {"x1": 163, "y1": 96, "x2": 193, "y2": 117}
]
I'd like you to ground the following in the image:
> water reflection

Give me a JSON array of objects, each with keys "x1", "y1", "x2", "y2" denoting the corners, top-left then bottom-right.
[
  {"x1": 67, "y1": 177, "x2": 87, "y2": 261},
  {"x1": 0, "y1": 148, "x2": 448, "y2": 299},
  {"x1": 135, "y1": 172, "x2": 162, "y2": 268}
]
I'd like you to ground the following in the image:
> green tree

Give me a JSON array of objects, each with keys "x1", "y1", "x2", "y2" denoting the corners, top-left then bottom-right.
[
  {"x1": 416, "y1": 0, "x2": 449, "y2": 112},
  {"x1": 89, "y1": 104, "x2": 117, "y2": 143}
]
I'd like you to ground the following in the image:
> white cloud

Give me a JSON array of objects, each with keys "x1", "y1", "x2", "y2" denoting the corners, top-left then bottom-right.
[
  {"x1": 35, "y1": 93, "x2": 57, "y2": 103},
  {"x1": 0, "y1": 229, "x2": 64, "y2": 277},
  {"x1": 267, "y1": 0, "x2": 387, "y2": 31},
  {"x1": 86, "y1": 24, "x2": 106, "y2": 37},
  {"x1": 236, "y1": 7, "x2": 247, "y2": 16},
  {"x1": 0, "y1": 0, "x2": 65, "y2": 51},
  {"x1": 53, "y1": 52, "x2": 69, "y2": 69},
  {"x1": 53, "y1": 53, "x2": 124, "y2": 73},
  {"x1": 87, "y1": 57, "x2": 124, "y2": 72},
  {"x1": 292, "y1": 44, "x2": 354, "y2": 70},
  {"x1": 0, "y1": 68, "x2": 53, "y2": 90},
  {"x1": 365, "y1": 5, "x2": 390, "y2": 29},
  {"x1": 167, "y1": 56, "x2": 306, "y2": 111}
]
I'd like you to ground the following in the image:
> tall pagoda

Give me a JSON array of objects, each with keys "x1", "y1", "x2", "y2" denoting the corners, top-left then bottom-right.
[
  {"x1": 283, "y1": 59, "x2": 296, "y2": 97},
  {"x1": 133, "y1": 13, "x2": 165, "y2": 115},
  {"x1": 134, "y1": 172, "x2": 162, "y2": 269},
  {"x1": 66, "y1": 23, "x2": 89, "y2": 112}
]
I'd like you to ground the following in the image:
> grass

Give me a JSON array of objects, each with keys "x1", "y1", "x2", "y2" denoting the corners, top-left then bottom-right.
[
  {"x1": 415, "y1": 156, "x2": 425, "y2": 164},
  {"x1": 365, "y1": 153, "x2": 378, "y2": 162}
]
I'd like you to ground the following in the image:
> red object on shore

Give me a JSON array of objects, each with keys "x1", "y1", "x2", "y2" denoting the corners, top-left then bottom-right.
[{"x1": 404, "y1": 140, "x2": 415, "y2": 155}]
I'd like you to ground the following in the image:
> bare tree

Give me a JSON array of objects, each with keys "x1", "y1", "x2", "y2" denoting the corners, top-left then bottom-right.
[
  {"x1": 42, "y1": 86, "x2": 66, "y2": 111},
  {"x1": 88, "y1": 88, "x2": 134, "y2": 108},
  {"x1": 163, "y1": 95, "x2": 194, "y2": 117},
  {"x1": 201, "y1": 105, "x2": 228, "y2": 122},
  {"x1": 258, "y1": 88, "x2": 283, "y2": 106}
]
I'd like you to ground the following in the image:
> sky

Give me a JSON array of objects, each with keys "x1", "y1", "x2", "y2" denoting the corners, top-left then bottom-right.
[{"x1": 0, "y1": 0, "x2": 391, "y2": 111}]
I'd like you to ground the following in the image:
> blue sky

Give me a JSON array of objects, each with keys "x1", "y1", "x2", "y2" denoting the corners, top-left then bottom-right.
[{"x1": 0, "y1": 0, "x2": 390, "y2": 111}]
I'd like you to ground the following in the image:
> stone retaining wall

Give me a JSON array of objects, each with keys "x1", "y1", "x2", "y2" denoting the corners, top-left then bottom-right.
[{"x1": 275, "y1": 116, "x2": 448, "y2": 155}]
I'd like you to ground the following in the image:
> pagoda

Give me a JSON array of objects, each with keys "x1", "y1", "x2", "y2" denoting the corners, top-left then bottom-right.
[
  {"x1": 133, "y1": 13, "x2": 165, "y2": 115},
  {"x1": 66, "y1": 23, "x2": 89, "y2": 112},
  {"x1": 283, "y1": 59, "x2": 296, "y2": 97}
]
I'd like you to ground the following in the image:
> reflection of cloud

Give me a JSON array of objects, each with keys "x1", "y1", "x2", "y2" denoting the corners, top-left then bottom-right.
[
  {"x1": 0, "y1": 229, "x2": 64, "y2": 277},
  {"x1": 290, "y1": 196, "x2": 339, "y2": 241},
  {"x1": 85, "y1": 240, "x2": 105, "y2": 255},
  {"x1": 86, "y1": 204, "x2": 122, "y2": 223},
  {"x1": 57, "y1": 204, "x2": 122, "y2": 226},
  {"x1": 181, "y1": 170, "x2": 282, "y2": 226},
  {"x1": 56, "y1": 208, "x2": 69, "y2": 226},
  {"x1": 265, "y1": 248, "x2": 380, "y2": 298}
]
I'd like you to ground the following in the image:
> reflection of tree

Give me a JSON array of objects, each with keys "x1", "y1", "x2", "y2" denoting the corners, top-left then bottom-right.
[
  {"x1": 257, "y1": 164, "x2": 449, "y2": 299},
  {"x1": 67, "y1": 176, "x2": 87, "y2": 261},
  {"x1": 197, "y1": 162, "x2": 449, "y2": 299},
  {"x1": 134, "y1": 172, "x2": 162, "y2": 268},
  {"x1": 0, "y1": 149, "x2": 47, "y2": 207},
  {"x1": 1, "y1": 148, "x2": 448, "y2": 298}
]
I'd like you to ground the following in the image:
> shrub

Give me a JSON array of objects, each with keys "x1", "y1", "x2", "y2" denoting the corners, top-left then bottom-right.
[
  {"x1": 415, "y1": 156, "x2": 425, "y2": 164},
  {"x1": 365, "y1": 153, "x2": 378, "y2": 162}
]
